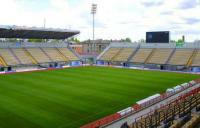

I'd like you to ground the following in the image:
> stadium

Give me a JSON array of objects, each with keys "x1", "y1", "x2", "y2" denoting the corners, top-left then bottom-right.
[
  {"x1": 0, "y1": 25, "x2": 199, "y2": 128},
  {"x1": 0, "y1": 1, "x2": 200, "y2": 128}
]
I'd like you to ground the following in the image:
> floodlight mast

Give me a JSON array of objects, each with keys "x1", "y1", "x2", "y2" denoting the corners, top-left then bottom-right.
[
  {"x1": 43, "y1": 18, "x2": 46, "y2": 42},
  {"x1": 43, "y1": 18, "x2": 46, "y2": 28},
  {"x1": 91, "y1": 4, "x2": 97, "y2": 53}
]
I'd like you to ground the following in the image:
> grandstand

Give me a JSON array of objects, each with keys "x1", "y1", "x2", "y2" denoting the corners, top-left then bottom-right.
[
  {"x1": 0, "y1": 44, "x2": 79, "y2": 68},
  {"x1": 97, "y1": 43, "x2": 200, "y2": 70},
  {"x1": 0, "y1": 26, "x2": 80, "y2": 71},
  {"x1": 130, "y1": 90, "x2": 200, "y2": 128}
]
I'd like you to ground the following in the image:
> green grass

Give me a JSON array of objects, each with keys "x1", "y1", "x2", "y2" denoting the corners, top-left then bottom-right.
[{"x1": 0, "y1": 66, "x2": 199, "y2": 128}]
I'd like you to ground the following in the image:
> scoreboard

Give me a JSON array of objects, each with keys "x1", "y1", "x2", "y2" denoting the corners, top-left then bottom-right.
[{"x1": 146, "y1": 31, "x2": 170, "y2": 43}]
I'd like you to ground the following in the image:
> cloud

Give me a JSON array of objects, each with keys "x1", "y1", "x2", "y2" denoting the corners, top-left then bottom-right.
[
  {"x1": 141, "y1": 1, "x2": 163, "y2": 7},
  {"x1": 178, "y1": 0, "x2": 199, "y2": 9},
  {"x1": 174, "y1": 29, "x2": 200, "y2": 35},
  {"x1": 0, "y1": 0, "x2": 199, "y2": 41},
  {"x1": 183, "y1": 18, "x2": 200, "y2": 24},
  {"x1": 160, "y1": 11, "x2": 174, "y2": 15}
]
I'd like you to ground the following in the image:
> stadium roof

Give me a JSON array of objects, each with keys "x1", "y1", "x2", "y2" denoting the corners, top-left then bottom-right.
[{"x1": 0, "y1": 25, "x2": 80, "y2": 39}]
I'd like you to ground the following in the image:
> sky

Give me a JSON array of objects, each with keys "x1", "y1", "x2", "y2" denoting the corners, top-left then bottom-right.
[{"x1": 0, "y1": 0, "x2": 200, "y2": 42}]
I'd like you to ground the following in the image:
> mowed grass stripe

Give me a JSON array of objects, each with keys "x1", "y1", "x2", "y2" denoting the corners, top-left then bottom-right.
[
  {"x1": 1, "y1": 73, "x2": 128, "y2": 107},
  {"x1": 0, "y1": 66, "x2": 199, "y2": 128}
]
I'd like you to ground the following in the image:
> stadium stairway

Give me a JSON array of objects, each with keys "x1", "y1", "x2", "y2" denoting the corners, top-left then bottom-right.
[
  {"x1": 186, "y1": 49, "x2": 198, "y2": 67},
  {"x1": 67, "y1": 46, "x2": 80, "y2": 59},
  {"x1": 99, "y1": 48, "x2": 121, "y2": 61},
  {"x1": 127, "y1": 46, "x2": 140, "y2": 63},
  {"x1": 165, "y1": 48, "x2": 176, "y2": 64},
  {"x1": 57, "y1": 47, "x2": 79, "y2": 61},
  {"x1": 39, "y1": 47, "x2": 53, "y2": 62},
  {"x1": 181, "y1": 113, "x2": 200, "y2": 128},
  {"x1": 129, "y1": 48, "x2": 153, "y2": 63},
  {"x1": 26, "y1": 48, "x2": 52, "y2": 64},
  {"x1": 11, "y1": 48, "x2": 35, "y2": 65},
  {"x1": 144, "y1": 48, "x2": 156, "y2": 64},
  {"x1": 97, "y1": 45, "x2": 111, "y2": 60},
  {"x1": 0, "y1": 48, "x2": 20, "y2": 66},
  {"x1": 55, "y1": 47, "x2": 69, "y2": 61},
  {"x1": 9, "y1": 48, "x2": 22, "y2": 64},
  {"x1": 167, "y1": 49, "x2": 194, "y2": 66},
  {"x1": 146, "y1": 48, "x2": 174, "y2": 65},
  {"x1": 0, "y1": 56, "x2": 7, "y2": 67},
  {"x1": 111, "y1": 48, "x2": 123, "y2": 62},
  {"x1": 23, "y1": 48, "x2": 38, "y2": 64},
  {"x1": 191, "y1": 49, "x2": 200, "y2": 67},
  {"x1": 42, "y1": 48, "x2": 66, "y2": 62}
]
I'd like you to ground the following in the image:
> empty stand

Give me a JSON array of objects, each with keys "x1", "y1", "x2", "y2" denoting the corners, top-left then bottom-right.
[
  {"x1": 11, "y1": 48, "x2": 34, "y2": 65},
  {"x1": 0, "y1": 56, "x2": 7, "y2": 66},
  {"x1": 57, "y1": 48, "x2": 79, "y2": 61},
  {"x1": 0, "y1": 47, "x2": 79, "y2": 67},
  {"x1": 42, "y1": 48, "x2": 67, "y2": 62},
  {"x1": 130, "y1": 48, "x2": 153, "y2": 63},
  {"x1": 112, "y1": 48, "x2": 135, "y2": 62},
  {"x1": 99, "y1": 48, "x2": 121, "y2": 61},
  {"x1": 23, "y1": 48, "x2": 38, "y2": 64},
  {"x1": 186, "y1": 49, "x2": 198, "y2": 67},
  {"x1": 0, "y1": 48, "x2": 20, "y2": 66},
  {"x1": 26, "y1": 48, "x2": 51, "y2": 63},
  {"x1": 98, "y1": 46, "x2": 200, "y2": 67},
  {"x1": 168, "y1": 49, "x2": 194, "y2": 66},
  {"x1": 191, "y1": 49, "x2": 200, "y2": 66},
  {"x1": 147, "y1": 48, "x2": 173, "y2": 64},
  {"x1": 144, "y1": 49, "x2": 155, "y2": 64}
]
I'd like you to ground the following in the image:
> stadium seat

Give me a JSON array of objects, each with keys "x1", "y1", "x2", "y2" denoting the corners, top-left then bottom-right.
[
  {"x1": 147, "y1": 48, "x2": 173, "y2": 64},
  {"x1": 191, "y1": 49, "x2": 200, "y2": 66},
  {"x1": 112, "y1": 48, "x2": 135, "y2": 62},
  {"x1": 57, "y1": 48, "x2": 79, "y2": 61},
  {"x1": 0, "y1": 48, "x2": 20, "y2": 66},
  {"x1": 99, "y1": 48, "x2": 121, "y2": 61},
  {"x1": 130, "y1": 48, "x2": 153, "y2": 63},
  {"x1": 11, "y1": 48, "x2": 34, "y2": 65},
  {"x1": 130, "y1": 93, "x2": 200, "y2": 128},
  {"x1": 42, "y1": 48, "x2": 67, "y2": 62},
  {"x1": 168, "y1": 49, "x2": 194, "y2": 66},
  {"x1": 26, "y1": 48, "x2": 52, "y2": 63}
]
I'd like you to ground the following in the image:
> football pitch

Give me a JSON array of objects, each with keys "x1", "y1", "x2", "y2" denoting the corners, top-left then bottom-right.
[{"x1": 0, "y1": 66, "x2": 199, "y2": 128}]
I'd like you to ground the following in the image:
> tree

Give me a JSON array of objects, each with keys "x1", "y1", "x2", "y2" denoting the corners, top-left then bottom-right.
[
  {"x1": 125, "y1": 37, "x2": 132, "y2": 42},
  {"x1": 28, "y1": 39, "x2": 44, "y2": 42},
  {"x1": 68, "y1": 37, "x2": 80, "y2": 43},
  {"x1": 7, "y1": 38, "x2": 18, "y2": 42},
  {"x1": 119, "y1": 38, "x2": 132, "y2": 42},
  {"x1": 138, "y1": 39, "x2": 145, "y2": 43},
  {"x1": 170, "y1": 40, "x2": 176, "y2": 43}
]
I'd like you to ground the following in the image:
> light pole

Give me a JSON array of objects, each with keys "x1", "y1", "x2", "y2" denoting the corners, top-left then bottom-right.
[
  {"x1": 91, "y1": 4, "x2": 97, "y2": 53},
  {"x1": 43, "y1": 18, "x2": 46, "y2": 28},
  {"x1": 43, "y1": 18, "x2": 46, "y2": 42}
]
